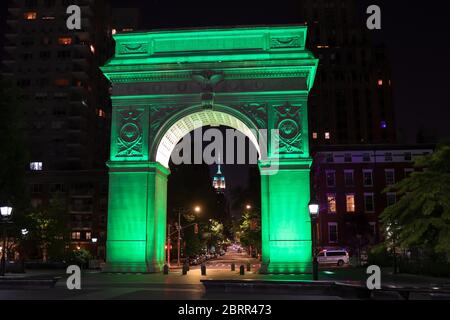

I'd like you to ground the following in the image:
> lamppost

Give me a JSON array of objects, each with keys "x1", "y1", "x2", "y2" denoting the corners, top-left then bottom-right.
[
  {"x1": 91, "y1": 237, "x2": 98, "y2": 260},
  {"x1": 309, "y1": 200, "x2": 319, "y2": 281},
  {"x1": 171, "y1": 206, "x2": 201, "y2": 267},
  {"x1": 0, "y1": 205, "x2": 13, "y2": 277}
]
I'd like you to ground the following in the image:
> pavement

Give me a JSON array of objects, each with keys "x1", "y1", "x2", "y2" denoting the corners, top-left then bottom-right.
[{"x1": 0, "y1": 248, "x2": 449, "y2": 300}]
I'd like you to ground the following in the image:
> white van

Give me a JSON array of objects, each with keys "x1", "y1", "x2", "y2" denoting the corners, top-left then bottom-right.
[{"x1": 317, "y1": 249, "x2": 349, "y2": 267}]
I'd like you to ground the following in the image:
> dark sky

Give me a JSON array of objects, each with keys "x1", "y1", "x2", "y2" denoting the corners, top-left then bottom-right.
[
  {"x1": 1, "y1": 1, "x2": 449, "y2": 141},
  {"x1": 107, "y1": 0, "x2": 450, "y2": 143}
]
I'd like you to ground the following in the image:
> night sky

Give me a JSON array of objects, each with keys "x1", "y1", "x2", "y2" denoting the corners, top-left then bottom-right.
[{"x1": 105, "y1": 0, "x2": 450, "y2": 143}]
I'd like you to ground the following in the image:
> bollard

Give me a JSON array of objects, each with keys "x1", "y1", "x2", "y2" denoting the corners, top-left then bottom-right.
[
  {"x1": 239, "y1": 265, "x2": 245, "y2": 275},
  {"x1": 182, "y1": 263, "x2": 188, "y2": 275},
  {"x1": 247, "y1": 263, "x2": 251, "y2": 272},
  {"x1": 201, "y1": 264, "x2": 206, "y2": 276},
  {"x1": 231, "y1": 263, "x2": 235, "y2": 271},
  {"x1": 163, "y1": 264, "x2": 169, "y2": 275}
]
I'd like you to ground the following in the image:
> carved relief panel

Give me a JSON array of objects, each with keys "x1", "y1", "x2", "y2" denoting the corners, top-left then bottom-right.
[{"x1": 111, "y1": 107, "x2": 149, "y2": 160}]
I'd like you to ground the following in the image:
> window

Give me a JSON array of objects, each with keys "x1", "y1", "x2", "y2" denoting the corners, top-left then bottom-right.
[
  {"x1": 364, "y1": 193, "x2": 375, "y2": 213},
  {"x1": 31, "y1": 184, "x2": 44, "y2": 194},
  {"x1": 346, "y1": 194, "x2": 355, "y2": 213},
  {"x1": 385, "y1": 152, "x2": 393, "y2": 162},
  {"x1": 71, "y1": 232, "x2": 81, "y2": 240},
  {"x1": 328, "y1": 223, "x2": 338, "y2": 243},
  {"x1": 312, "y1": 132, "x2": 318, "y2": 139},
  {"x1": 50, "y1": 183, "x2": 66, "y2": 193},
  {"x1": 385, "y1": 169, "x2": 395, "y2": 185},
  {"x1": 363, "y1": 153, "x2": 371, "y2": 162},
  {"x1": 90, "y1": 44, "x2": 95, "y2": 54},
  {"x1": 30, "y1": 162, "x2": 43, "y2": 171},
  {"x1": 58, "y1": 37, "x2": 72, "y2": 45},
  {"x1": 377, "y1": 79, "x2": 383, "y2": 86},
  {"x1": 326, "y1": 171, "x2": 336, "y2": 188},
  {"x1": 55, "y1": 78, "x2": 70, "y2": 86},
  {"x1": 344, "y1": 153, "x2": 352, "y2": 163},
  {"x1": 344, "y1": 170, "x2": 354, "y2": 186},
  {"x1": 363, "y1": 170, "x2": 373, "y2": 187},
  {"x1": 325, "y1": 132, "x2": 331, "y2": 140},
  {"x1": 404, "y1": 152, "x2": 412, "y2": 161},
  {"x1": 386, "y1": 193, "x2": 397, "y2": 206},
  {"x1": 327, "y1": 194, "x2": 337, "y2": 214},
  {"x1": 85, "y1": 232, "x2": 92, "y2": 240},
  {"x1": 24, "y1": 12, "x2": 37, "y2": 20},
  {"x1": 326, "y1": 153, "x2": 334, "y2": 163}
]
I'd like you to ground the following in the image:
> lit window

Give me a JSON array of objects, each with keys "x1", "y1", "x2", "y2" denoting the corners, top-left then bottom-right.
[
  {"x1": 30, "y1": 162, "x2": 43, "y2": 171},
  {"x1": 58, "y1": 37, "x2": 72, "y2": 45},
  {"x1": 312, "y1": 132, "x2": 318, "y2": 139},
  {"x1": 86, "y1": 232, "x2": 92, "y2": 240},
  {"x1": 328, "y1": 223, "x2": 338, "y2": 244},
  {"x1": 42, "y1": 16, "x2": 55, "y2": 20},
  {"x1": 54, "y1": 78, "x2": 69, "y2": 86},
  {"x1": 385, "y1": 169, "x2": 395, "y2": 185},
  {"x1": 97, "y1": 109, "x2": 106, "y2": 118},
  {"x1": 325, "y1": 132, "x2": 331, "y2": 140},
  {"x1": 111, "y1": 29, "x2": 117, "y2": 35},
  {"x1": 90, "y1": 44, "x2": 95, "y2": 54},
  {"x1": 364, "y1": 193, "x2": 375, "y2": 213},
  {"x1": 346, "y1": 194, "x2": 355, "y2": 213},
  {"x1": 24, "y1": 12, "x2": 37, "y2": 20},
  {"x1": 71, "y1": 232, "x2": 81, "y2": 240},
  {"x1": 327, "y1": 194, "x2": 337, "y2": 214},
  {"x1": 378, "y1": 79, "x2": 383, "y2": 86}
]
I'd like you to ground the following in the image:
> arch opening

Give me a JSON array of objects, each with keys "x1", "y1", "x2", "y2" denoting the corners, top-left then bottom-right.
[{"x1": 155, "y1": 109, "x2": 262, "y2": 169}]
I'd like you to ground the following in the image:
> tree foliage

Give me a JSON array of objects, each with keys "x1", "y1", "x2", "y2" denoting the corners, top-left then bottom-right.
[{"x1": 380, "y1": 142, "x2": 450, "y2": 260}]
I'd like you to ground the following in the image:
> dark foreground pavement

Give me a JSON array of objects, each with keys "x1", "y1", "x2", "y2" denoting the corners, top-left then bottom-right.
[{"x1": 0, "y1": 266, "x2": 450, "y2": 300}]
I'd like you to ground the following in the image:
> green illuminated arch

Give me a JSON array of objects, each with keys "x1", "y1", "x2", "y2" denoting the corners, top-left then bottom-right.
[{"x1": 101, "y1": 26, "x2": 318, "y2": 274}]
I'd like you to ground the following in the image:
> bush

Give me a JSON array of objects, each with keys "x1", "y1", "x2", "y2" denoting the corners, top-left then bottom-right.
[
  {"x1": 367, "y1": 245, "x2": 393, "y2": 267},
  {"x1": 65, "y1": 249, "x2": 92, "y2": 268}
]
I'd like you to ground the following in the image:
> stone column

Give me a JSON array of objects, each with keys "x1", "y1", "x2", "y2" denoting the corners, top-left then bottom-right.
[
  {"x1": 104, "y1": 161, "x2": 169, "y2": 273},
  {"x1": 259, "y1": 159, "x2": 313, "y2": 274}
]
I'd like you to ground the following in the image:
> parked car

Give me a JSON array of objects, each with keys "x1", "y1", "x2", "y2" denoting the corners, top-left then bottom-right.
[{"x1": 317, "y1": 249, "x2": 349, "y2": 267}]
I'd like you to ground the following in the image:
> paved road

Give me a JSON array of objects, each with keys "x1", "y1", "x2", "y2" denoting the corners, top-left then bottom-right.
[{"x1": 1, "y1": 248, "x2": 449, "y2": 300}]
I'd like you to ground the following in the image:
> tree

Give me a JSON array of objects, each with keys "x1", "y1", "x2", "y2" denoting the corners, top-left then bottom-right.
[
  {"x1": 380, "y1": 142, "x2": 450, "y2": 261},
  {"x1": 239, "y1": 210, "x2": 261, "y2": 256},
  {"x1": 23, "y1": 199, "x2": 70, "y2": 261}
]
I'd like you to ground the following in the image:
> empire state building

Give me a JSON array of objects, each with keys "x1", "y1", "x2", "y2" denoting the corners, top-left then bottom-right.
[{"x1": 212, "y1": 156, "x2": 226, "y2": 194}]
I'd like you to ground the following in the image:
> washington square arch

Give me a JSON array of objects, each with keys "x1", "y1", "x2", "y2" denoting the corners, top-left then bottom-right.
[{"x1": 100, "y1": 26, "x2": 318, "y2": 274}]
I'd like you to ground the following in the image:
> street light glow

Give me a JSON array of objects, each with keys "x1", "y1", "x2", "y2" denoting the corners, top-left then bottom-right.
[
  {"x1": 308, "y1": 202, "x2": 319, "y2": 217},
  {"x1": 246, "y1": 204, "x2": 252, "y2": 210},
  {"x1": 194, "y1": 206, "x2": 201, "y2": 213}
]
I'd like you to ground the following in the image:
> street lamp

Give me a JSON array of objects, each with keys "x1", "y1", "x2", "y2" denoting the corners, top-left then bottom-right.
[
  {"x1": 0, "y1": 205, "x2": 13, "y2": 277},
  {"x1": 171, "y1": 205, "x2": 202, "y2": 267},
  {"x1": 246, "y1": 204, "x2": 252, "y2": 210},
  {"x1": 308, "y1": 200, "x2": 319, "y2": 281}
]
